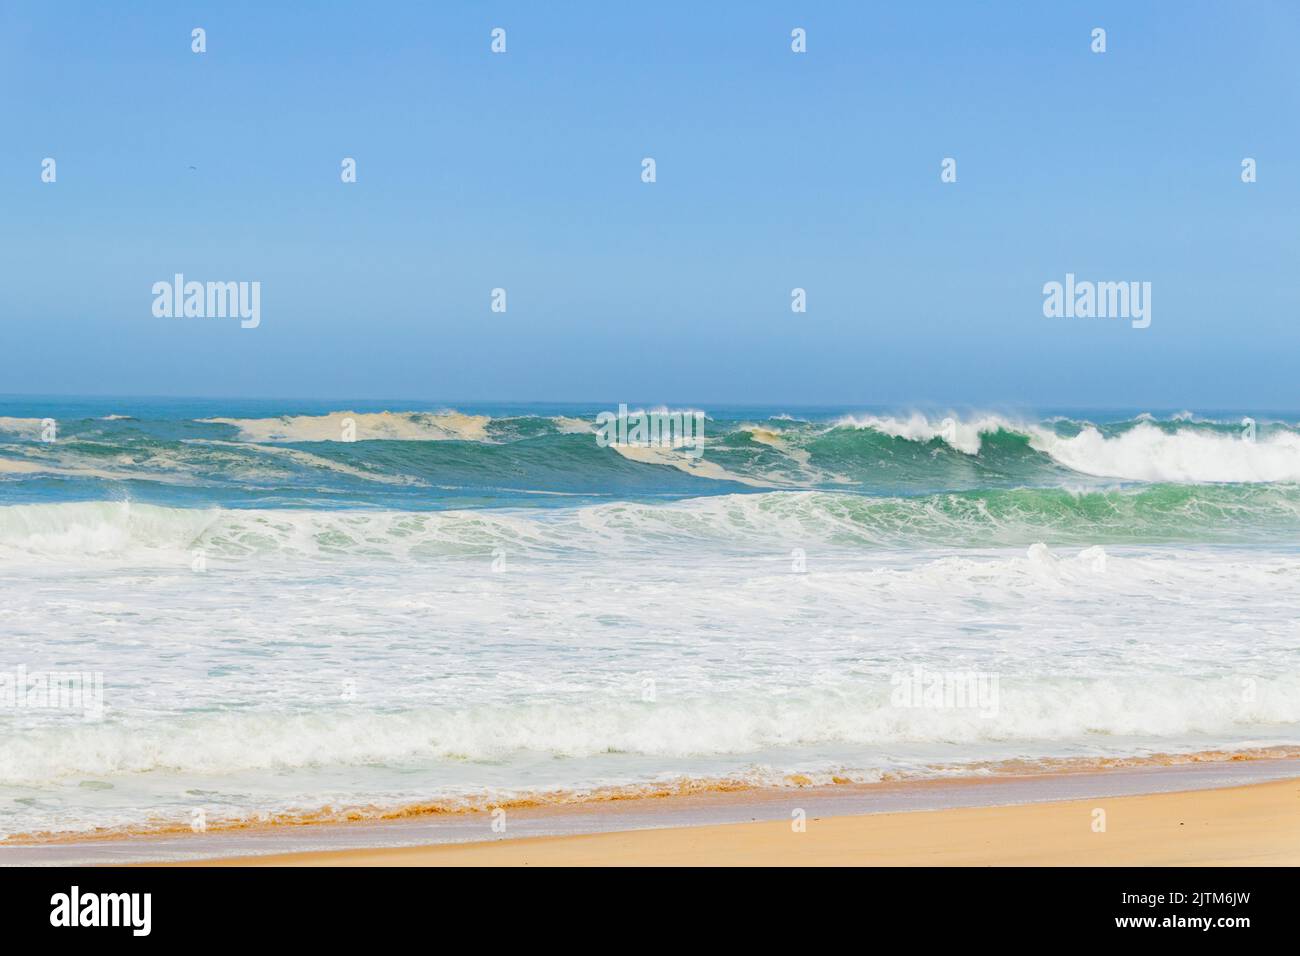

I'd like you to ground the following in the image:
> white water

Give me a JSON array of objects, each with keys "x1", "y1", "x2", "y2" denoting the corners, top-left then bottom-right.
[
  {"x1": 1029, "y1": 422, "x2": 1300, "y2": 483},
  {"x1": 841, "y1": 413, "x2": 1300, "y2": 483},
  {"x1": 2, "y1": 528, "x2": 1299, "y2": 838}
]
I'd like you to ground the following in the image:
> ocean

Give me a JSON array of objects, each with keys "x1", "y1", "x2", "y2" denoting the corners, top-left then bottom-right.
[{"x1": 2, "y1": 397, "x2": 1300, "y2": 842}]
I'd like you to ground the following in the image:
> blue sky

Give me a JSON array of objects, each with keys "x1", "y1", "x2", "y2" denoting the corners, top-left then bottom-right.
[{"x1": 1, "y1": 1, "x2": 1298, "y2": 406}]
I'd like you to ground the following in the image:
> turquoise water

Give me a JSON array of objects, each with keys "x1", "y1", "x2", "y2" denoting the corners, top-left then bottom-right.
[{"x1": 5, "y1": 398, "x2": 1300, "y2": 525}]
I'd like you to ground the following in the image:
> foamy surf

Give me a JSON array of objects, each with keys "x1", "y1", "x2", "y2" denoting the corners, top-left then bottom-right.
[
  {"x1": 200, "y1": 410, "x2": 492, "y2": 443},
  {"x1": 835, "y1": 412, "x2": 1300, "y2": 483},
  {"x1": 5, "y1": 482, "x2": 1300, "y2": 565},
  {"x1": 5, "y1": 746, "x2": 1296, "y2": 846},
  {"x1": 3, "y1": 399, "x2": 1300, "y2": 843},
  {"x1": 1027, "y1": 422, "x2": 1300, "y2": 483}
]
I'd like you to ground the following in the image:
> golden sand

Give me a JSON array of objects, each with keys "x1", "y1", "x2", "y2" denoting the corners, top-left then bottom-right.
[{"x1": 168, "y1": 777, "x2": 1300, "y2": 867}]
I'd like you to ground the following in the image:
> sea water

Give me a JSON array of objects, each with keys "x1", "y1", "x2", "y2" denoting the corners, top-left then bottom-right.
[{"x1": 1, "y1": 398, "x2": 1299, "y2": 839}]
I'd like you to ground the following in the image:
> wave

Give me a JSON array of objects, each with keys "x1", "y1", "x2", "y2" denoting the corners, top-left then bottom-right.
[
  {"x1": 200, "y1": 410, "x2": 492, "y2": 443},
  {"x1": 1028, "y1": 422, "x2": 1300, "y2": 482},
  {"x1": 836, "y1": 412, "x2": 1013, "y2": 455},
  {"x1": 833, "y1": 413, "x2": 1300, "y2": 483},
  {"x1": 0, "y1": 417, "x2": 47, "y2": 439},
  {"x1": 4, "y1": 674, "x2": 1299, "y2": 790},
  {"x1": 0, "y1": 501, "x2": 220, "y2": 556},
  {"x1": 4, "y1": 484, "x2": 1300, "y2": 562},
  {"x1": 606, "y1": 442, "x2": 779, "y2": 488},
  {"x1": 6, "y1": 410, "x2": 1300, "y2": 506},
  {"x1": 192, "y1": 440, "x2": 427, "y2": 487}
]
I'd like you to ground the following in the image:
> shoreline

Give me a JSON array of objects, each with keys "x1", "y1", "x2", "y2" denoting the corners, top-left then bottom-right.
[
  {"x1": 174, "y1": 776, "x2": 1300, "y2": 867},
  {"x1": 3, "y1": 753, "x2": 1296, "y2": 866}
]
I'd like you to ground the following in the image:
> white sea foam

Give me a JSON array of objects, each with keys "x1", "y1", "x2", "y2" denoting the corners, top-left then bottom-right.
[
  {"x1": 187, "y1": 440, "x2": 426, "y2": 486},
  {"x1": 0, "y1": 452, "x2": 153, "y2": 482},
  {"x1": 0, "y1": 417, "x2": 47, "y2": 439},
  {"x1": 201, "y1": 410, "x2": 492, "y2": 442},
  {"x1": 552, "y1": 416, "x2": 595, "y2": 434},
  {"x1": 0, "y1": 501, "x2": 219, "y2": 556},
  {"x1": 607, "y1": 442, "x2": 779, "y2": 487},
  {"x1": 1026, "y1": 422, "x2": 1300, "y2": 483},
  {"x1": 744, "y1": 426, "x2": 812, "y2": 467},
  {"x1": 840, "y1": 413, "x2": 1300, "y2": 483},
  {"x1": 1, "y1": 484, "x2": 1297, "y2": 566},
  {"x1": 0, "y1": 457, "x2": 45, "y2": 475},
  {"x1": 837, "y1": 412, "x2": 1017, "y2": 455},
  {"x1": 3, "y1": 674, "x2": 1297, "y2": 788},
  {"x1": 2, "y1": 536, "x2": 1298, "y2": 837}
]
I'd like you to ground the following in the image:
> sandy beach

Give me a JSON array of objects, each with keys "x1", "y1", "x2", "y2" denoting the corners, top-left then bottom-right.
[{"x1": 163, "y1": 776, "x2": 1300, "y2": 867}]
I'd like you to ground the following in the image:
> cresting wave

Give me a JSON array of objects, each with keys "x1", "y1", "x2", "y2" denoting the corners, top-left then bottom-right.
[
  {"x1": 190, "y1": 407, "x2": 1300, "y2": 485},
  {"x1": 5, "y1": 410, "x2": 1300, "y2": 499},
  {"x1": 835, "y1": 413, "x2": 1300, "y2": 483},
  {"x1": 4, "y1": 482, "x2": 1300, "y2": 560}
]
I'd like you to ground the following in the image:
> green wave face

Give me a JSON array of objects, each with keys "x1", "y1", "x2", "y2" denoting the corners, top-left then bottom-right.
[
  {"x1": 788, "y1": 484, "x2": 1300, "y2": 548},
  {"x1": 4, "y1": 408, "x2": 1300, "y2": 542},
  {"x1": 794, "y1": 426, "x2": 1068, "y2": 492}
]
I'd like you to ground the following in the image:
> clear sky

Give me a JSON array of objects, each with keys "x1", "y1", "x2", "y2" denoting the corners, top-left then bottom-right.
[{"x1": 2, "y1": 1, "x2": 1298, "y2": 407}]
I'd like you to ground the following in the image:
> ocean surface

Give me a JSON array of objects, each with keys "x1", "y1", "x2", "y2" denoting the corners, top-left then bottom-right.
[{"x1": 2, "y1": 397, "x2": 1300, "y2": 841}]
